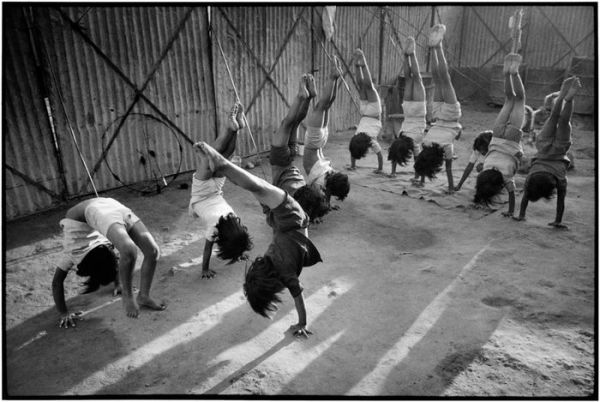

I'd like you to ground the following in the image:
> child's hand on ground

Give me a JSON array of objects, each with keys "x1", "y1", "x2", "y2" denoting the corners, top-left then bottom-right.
[
  {"x1": 311, "y1": 217, "x2": 323, "y2": 225},
  {"x1": 373, "y1": 169, "x2": 383, "y2": 175},
  {"x1": 59, "y1": 311, "x2": 83, "y2": 329},
  {"x1": 330, "y1": 205, "x2": 340, "y2": 211},
  {"x1": 445, "y1": 188, "x2": 455, "y2": 195},
  {"x1": 113, "y1": 284, "x2": 122, "y2": 297},
  {"x1": 453, "y1": 186, "x2": 461, "y2": 192},
  {"x1": 289, "y1": 323, "x2": 313, "y2": 338},
  {"x1": 501, "y1": 211, "x2": 514, "y2": 218},
  {"x1": 201, "y1": 269, "x2": 216, "y2": 279},
  {"x1": 512, "y1": 216, "x2": 526, "y2": 222},
  {"x1": 548, "y1": 221, "x2": 568, "y2": 230},
  {"x1": 387, "y1": 173, "x2": 396, "y2": 178},
  {"x1": 346, "y1": 165, "x2": 356, "y2": 171}
]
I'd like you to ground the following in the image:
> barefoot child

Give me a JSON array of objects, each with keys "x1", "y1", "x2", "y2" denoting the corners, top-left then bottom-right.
[
  {"x1": 195, "y1": 141, "x2": 322, "y2": 338},
  {"x1": 388, "y1": 36, "x2": 427, "y2": 179},
  {"x1": 53, "y1": 197, "x2": 166, "y2": 322},
  {"x1": 52, "y1": 219, "x2": 120, "y2": 328},
  {"x1": 413, "y1": 24, "x2": 462, "y2": 192},
  {"x1": 514, "y1": 77, "x2": 581, "y2": 229},
  {"x1": 348, "y1": 48, "x2": 384, "y2": 174},
  {"x1": 473, "y1": 52, "x2": 525, "y2": 216},
  {"x1": 190, "y1": 102, "x2": 253, "y2": 279},
  {"x1": 269, "y1": 74, "x2": 329, "y2": 222},
  {"x1": 303, "y1": 57, "x2": 350, "y2": 210}
]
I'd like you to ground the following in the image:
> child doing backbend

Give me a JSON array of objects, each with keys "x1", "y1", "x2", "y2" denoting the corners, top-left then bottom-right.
[
  {"x1": 53, "y1": 197, "x2": 165, "y2": 325},
  {"x1": 190, "y1": 102, "x2": 253, "y2": 279},
  {"x1": 413, "y1": 25, "x2": 462, "y2": 193},
  {"x1": 195, "y1": 141, "x2": 322, "y2": 338},
  {"x1": 514, "y1": 77, "x2": 581, "y2": 229},
  {"x1": 348, "y1": 48, "x2": 384, "y2": 174},
  {"x1": 387, "y1": 36, "x2": 427, "y2": 178},
  {"x1": 52, "y1": 217, "x2": 120, "y2": 328},
  {"x1": 303, "y1": 56, "x2": 350, "y2": 210},
  {"x1": 473, "y1": 52, "x2": 525, "y2": 216},
  {"x1": 269, "y1": 74, "x2": 329, "y2": 222}
]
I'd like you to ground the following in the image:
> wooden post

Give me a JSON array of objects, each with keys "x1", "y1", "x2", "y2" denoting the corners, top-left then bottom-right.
[
  {"x1": 378, "y1": 7, "x2": 385, "y2": 84},
  {"x1": 311, "y1": 7, "x2": 316, "y2": 74},
  {"x1": 458, "y1": 6, "x2": 467, "y2": 68}
]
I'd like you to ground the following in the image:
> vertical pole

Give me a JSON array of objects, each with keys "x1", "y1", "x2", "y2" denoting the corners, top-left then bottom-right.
[
  {"x1": 458, "y1": 6, "x2": 466, "y2": 68},
  {"x1": 426, "y1": 5, "x2": 436, "y2": 72},
  {"x1": 311, "y1": 7, "x2": 316, "y2": 74},
  {"x1": 207, "y1": 6, "x2": 219, "y2": 141},
  {"x1": 378, "y1": 7, "x2": 385, "y2": 84}
]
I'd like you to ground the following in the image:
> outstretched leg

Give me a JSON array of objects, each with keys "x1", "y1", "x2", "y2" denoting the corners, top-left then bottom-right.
[
  {"x1": 429, "y1": 25, "x2": 457, "y2": 104},
  {"x1": 222, "y1": 103, "x2": 247, "y2": 158},
  {"x1": 403, "y1": 52, "x2": 414, "y2": 101},
  {"x1": 508, "y1": 54, "x2": 525, "y2": 129},
  {"x1": 306, "y1": 59, "x2": 341, "y2": 129},
  {"x1": 405, "y1": 37, "x2": 425, "y2": 102},
  {"x1": 272, "y1": 75, "x2": 312, "y2": 148},
  {"x1": 493, "y1": 54, "x2": 517, "y2": 128},
  {"x1": 354, "y1": 48, "x2": 379, "y2": 103}
]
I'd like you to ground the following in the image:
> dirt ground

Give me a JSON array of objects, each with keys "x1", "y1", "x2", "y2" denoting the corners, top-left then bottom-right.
[{"x1": 4, "y1": 102, "x2": 596, "y2": 397}]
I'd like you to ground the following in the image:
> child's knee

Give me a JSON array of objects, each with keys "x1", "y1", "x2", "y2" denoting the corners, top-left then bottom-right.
[{"x1": 119, "y1": 243, "x2": 138, "y2": 265}]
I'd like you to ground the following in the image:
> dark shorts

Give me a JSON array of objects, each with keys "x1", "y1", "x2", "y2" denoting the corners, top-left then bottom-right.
[{"x1": 270, "y1": 145, "x2": 292, "y2": 167}]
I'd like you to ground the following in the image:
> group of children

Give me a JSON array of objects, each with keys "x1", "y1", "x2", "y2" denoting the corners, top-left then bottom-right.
[{"x1": 52, "y1": 15, "x2": 581, "y2": 337}]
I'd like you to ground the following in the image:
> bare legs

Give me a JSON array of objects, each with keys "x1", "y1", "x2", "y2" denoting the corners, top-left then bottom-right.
[
  {"x1": 106, "y1": 222, "x2": 165, "y2": 318},
  {"x1": 354, "y1": 49, "x2": 379, "y2": 103},
  {"x1": 494, "y1": 54, "x2": 525, "y2": 129},
  {"x1": 429, "y1": 25, "x2": 457, "y2": 105},
  {"x1": 272, "y1": 74, "x2": 314, "y2": 148},
  {"x1": 403, "y1": 37, "x2": 426, "y2": 103}
]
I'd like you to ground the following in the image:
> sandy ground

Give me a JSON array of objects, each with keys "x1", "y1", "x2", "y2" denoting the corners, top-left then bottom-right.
[{"x1": 4, "y1": 102, "x2": 596, "y2": 397}]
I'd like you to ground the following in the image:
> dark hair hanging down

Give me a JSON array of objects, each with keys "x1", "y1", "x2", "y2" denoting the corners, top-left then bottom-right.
[
  {"x1": 76, "y1": 244, "x2": 119, "y2": 294},
  {"x1": 215, "y1": 213, "x2": 253, "y2": 264},
  {"x1": 325, "y1": 171, "x2": 350, "y2": 201},
  {"x1": 473, "y1": 130, "x2": 493, "y2": 155},
  {"x1": 388, "y1": 133, "x2": 415, "y2": 166},
  {"x1": 414, "y1": 143, "x2": 444, "y2": 180},
  {"x1": 349, "y1": 133, "x2": 372, "y2": 160},
  {"x1": 474, "y1": 169, "x2": 505, "y2": 206},
  {"x1": 243, "y1": 257, "x2": 285, "y2": 318},
  {"x1": 525, "y1": 172, "x2": 557, "y2": 202},
  {"x1": 293, "y1": 185, "x2": 329, "y2": 221}
]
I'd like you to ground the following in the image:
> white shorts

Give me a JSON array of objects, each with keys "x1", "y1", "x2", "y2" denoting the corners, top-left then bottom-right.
[
  {"x1": 84, "y1": 198, "x2": 140, "y2": 237},
  {"x1": 304, "y1": 126, "x2": 329, "y2": 150}
]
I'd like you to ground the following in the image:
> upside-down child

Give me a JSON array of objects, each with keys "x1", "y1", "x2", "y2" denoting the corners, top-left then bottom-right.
[
  {"x1": 413, "y1": 24, "x2": 462, "y2": 193},
  {"x1": 514, "y1": 76, "x2": 581, "y2": 229},
  {"x1": 348, "y1": 48, "x2": 384, "y2": 174},
  {"x1": 303, "y1": 56, "x2": 350, "y2": 210},
  {"x1": 195, "y1": 141, "x2": 322, "y2": 338},
  {"x1": 388, "y1": 36, "x2": 427, "y2": 179},
  {"x1": 189, "y1": 102, "x2": 253, "y2": 279},
  {"x1": 473, "y1": 52, "x2": 525, "y2": 216},
  {"x1": 269, "y1": 74, "x2": 330, "y2": 223},
  {"x1": 52, "y1": 197, "x2": 165, "y2": 326},
  {"x1": 52, "y1": 218, "x2": 120, "y2": 328}
]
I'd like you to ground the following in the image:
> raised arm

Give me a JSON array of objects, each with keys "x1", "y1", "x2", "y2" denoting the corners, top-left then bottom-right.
[
  {"x1": 52, "y1": 268, "x2": 82, "y2": 328},
  {"x1": 195, "y1": 141, "x2": 285, "y2": 209}
]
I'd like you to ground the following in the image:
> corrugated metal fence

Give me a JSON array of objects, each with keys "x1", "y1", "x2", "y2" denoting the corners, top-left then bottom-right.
[{"x1": 4, "y1": 5, "x2": 595, "y2": 219}]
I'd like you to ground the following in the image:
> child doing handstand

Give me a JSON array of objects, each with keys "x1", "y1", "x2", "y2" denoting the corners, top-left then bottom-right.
[
  {"x1": 190, "y1": 102, "x2": 253, "y2": 279},
  {"x1": 388, "y1": 36, "x2": 427, "y2": 178},
  {"x1": 53, "y1": 197, "x2": 165, "y2": 324},
  {"x1": 414, "y1": 25, "x2": 462, "y2": 193},
  {"x1": 195, "y1": 141, "x2": 322, "y2": 338},
  {"x1": 303, "y1": 56, "x2": 350, "y2": 210},
  {"x1": 348, "y1": 48, "x2": 384, "y2": 173},
  {"x1": 514, "y1": 76, "x2": 581, "y2": 229},
  {"x1": 473, "y1": 52, "x2": 525, "y2": 216},
  {"x1": 269, "y1": 74, "x2": 329, "y2": 222}
]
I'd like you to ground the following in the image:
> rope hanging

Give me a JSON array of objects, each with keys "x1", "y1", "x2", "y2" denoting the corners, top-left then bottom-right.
[
  {"x1": 213, "y1": 34, "x2": 267, "y2": 180},
  {"x1": 42, "y1": 36, "x2": 99, "y2": 198}
]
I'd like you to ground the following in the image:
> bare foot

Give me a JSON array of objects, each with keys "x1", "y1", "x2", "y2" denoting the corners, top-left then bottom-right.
[
  {"x1": 305, "y1": 73, "x2": 317, "y2": 98},
  {"x1": 506, "y1": 53, "x2": 522, "y2": 75},
  {"x1": 198, "y1": 141, "x2": 228, "y2": 173},
  {"x1": 331, "y1": 56, "x2": 343, "y2": 79},
  {"x1": 123, "y1": 296, "x2": 140, "y2": 318},
  {"x1": 428, "y1": 24, "x2": 446, "y2": 47},
  {"x1": 298, "y1": 74, "x2": 310, "y2": 99},
  {"x1": 559, "y1": 76, "x2": 577, "y2": 99},
  {"x1": 354, "y1": 48, "x2": 366, "y2": 66},
  {"x1": 565, "y1": 77, "x2": 581, "y2": 101},
  {"x1": 405, "y1": 36, "x2": 416, "y2": 55},
  {"x1": 227, "y1": 103, "x2": 240, "y2": 132},
  {"x1": 137, "y1": 295, "x2": 167, "y2": 311},
  {"x1": 513, "y1": 216, "x2": 526, "y2": 222},
  {"x1": 235, "y1": 102, "x2": 246, "y2": 130}
]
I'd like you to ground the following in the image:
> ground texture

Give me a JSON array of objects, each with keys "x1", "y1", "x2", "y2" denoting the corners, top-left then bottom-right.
[{"x1": 4, "y1": 102, "x2": 596, "y2": 397}]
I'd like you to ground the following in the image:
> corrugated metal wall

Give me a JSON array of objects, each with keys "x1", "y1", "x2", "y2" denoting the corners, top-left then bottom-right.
[
  {"x1": 4, "y1": 6, "x2": 65, "y2": 219},
  {"x1": 4, "y1": 5, "x2": 595, "y2": 219}
]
